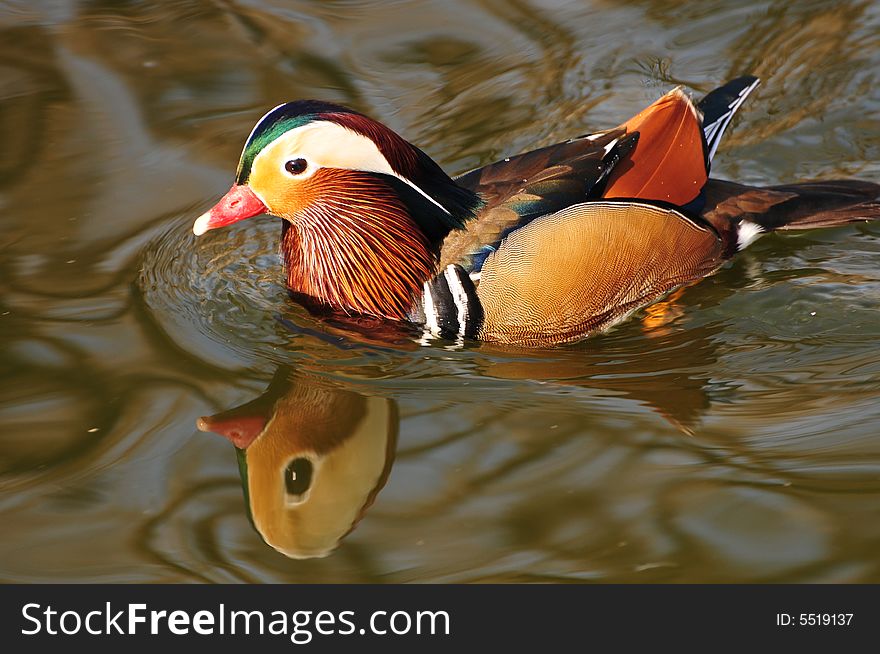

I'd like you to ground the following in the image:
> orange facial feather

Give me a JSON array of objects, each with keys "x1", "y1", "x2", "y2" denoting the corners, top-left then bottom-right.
[{"x1": 280, "y1": 169, "x2": 436, "y2": 320}]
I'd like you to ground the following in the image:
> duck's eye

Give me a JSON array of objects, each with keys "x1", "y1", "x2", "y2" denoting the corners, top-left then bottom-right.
[
  {"x1": 285, "y1": 457, "x2": 313, "y2": 496},
  {"x1": 284, "y1": 158, "x2": 308, "y2": 176}
]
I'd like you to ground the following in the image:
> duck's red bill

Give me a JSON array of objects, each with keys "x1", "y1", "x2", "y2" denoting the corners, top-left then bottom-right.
[
  {"x1": 197, "y1": 413, "x2": 268, "y2": 450},
  {"x1": 192, "y1": 184, "x2": 267, "y2": 236}
]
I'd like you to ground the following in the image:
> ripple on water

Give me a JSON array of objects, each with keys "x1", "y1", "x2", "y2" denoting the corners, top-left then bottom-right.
[{"x1": 139, "y1": 217, "x2": 309, "y2": 371}]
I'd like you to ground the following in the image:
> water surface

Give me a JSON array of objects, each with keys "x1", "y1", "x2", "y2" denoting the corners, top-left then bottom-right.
[{"x1": 2, "y1": 0, "x2": 880, "y2": 582}]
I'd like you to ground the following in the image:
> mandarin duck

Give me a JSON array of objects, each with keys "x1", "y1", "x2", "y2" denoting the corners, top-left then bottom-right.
[
  {"x1": 192, "y1": 77, "x2": 880, "y2": 346},
  {"x1": 197, "y1": 369, "x2": 396, "y2": 559}
]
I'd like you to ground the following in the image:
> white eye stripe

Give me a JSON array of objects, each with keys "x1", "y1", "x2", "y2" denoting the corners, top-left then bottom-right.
[{"x1": 254, "y1": 121, "x2": 451, "y2": 215}]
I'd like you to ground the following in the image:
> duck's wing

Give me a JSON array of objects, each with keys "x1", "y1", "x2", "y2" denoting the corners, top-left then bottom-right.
[
  {"x1": 475, "y1": 201, "x2": 724, "y2": 346},
  {"x1": 603, "y1": 78, "x2": 760, "y2": 208},
  {"x1": 602, "y1": 88, "x2": 707, "y2": 207},
  {"x1": 441, "y1": 129, "x2": 638, "y2": 271},
  {"x1": 441, "y1": 78, "x2": 759, "y2": 273}
]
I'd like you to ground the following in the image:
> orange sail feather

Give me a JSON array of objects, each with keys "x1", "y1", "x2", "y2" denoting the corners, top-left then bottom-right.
[{"x1": 603, "y1": 88, "x2": 707, "y2": 206}]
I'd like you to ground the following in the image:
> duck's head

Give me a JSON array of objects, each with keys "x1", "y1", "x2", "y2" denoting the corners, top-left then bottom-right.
[{"x1": 193, "y1": 100, "x2": 481, "y2": 319}]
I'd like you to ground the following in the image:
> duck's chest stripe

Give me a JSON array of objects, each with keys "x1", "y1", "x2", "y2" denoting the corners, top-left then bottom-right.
[{"x1": 413, "y1": 264, "x2": 484, "y2": 340}]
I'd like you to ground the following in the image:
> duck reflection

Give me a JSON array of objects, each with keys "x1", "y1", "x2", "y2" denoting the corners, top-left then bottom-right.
[
  {"x1": 197, "y1": 369, "x2": 397, "y2": 559},
  {"x1": 198, "y1": 314, "x2": 728, "y2": 559},
  {"x1": 481, "y1": 320, "x2": 725, "y2": 433}
]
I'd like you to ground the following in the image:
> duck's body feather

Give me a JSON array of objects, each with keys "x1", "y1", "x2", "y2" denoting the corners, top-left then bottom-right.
[{"x1": 475, "y1": 201, "x2": 724, "y2": 345}]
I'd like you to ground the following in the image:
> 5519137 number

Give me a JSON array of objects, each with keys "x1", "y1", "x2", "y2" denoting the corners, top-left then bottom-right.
[{"x1": 776, "y1": 613, "x2": 853, "y2": 626}]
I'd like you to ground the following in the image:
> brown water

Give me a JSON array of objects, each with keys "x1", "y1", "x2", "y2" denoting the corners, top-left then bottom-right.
[{"x1": 3, "y1": 0, "x2": 880, "y2": 583}]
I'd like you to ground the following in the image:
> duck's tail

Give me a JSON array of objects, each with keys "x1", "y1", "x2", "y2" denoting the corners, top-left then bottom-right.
[
  {"x1": 698, "y1": 76, "x2": 761, "y2": 164},
  {"x1": 704, "y1": 179, "x2": 880, "y2": 252},
  {"x1": 748, "y1": 180, "x2": 880, "y2": 231}
]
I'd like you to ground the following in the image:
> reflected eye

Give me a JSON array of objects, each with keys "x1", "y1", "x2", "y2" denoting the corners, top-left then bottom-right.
[
  {"x1": 285, "y1": 457, "x2": 313, "y2": 496},
  {"x1": 284, "y1": 158, "x2": 308, "y2": 176}
]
